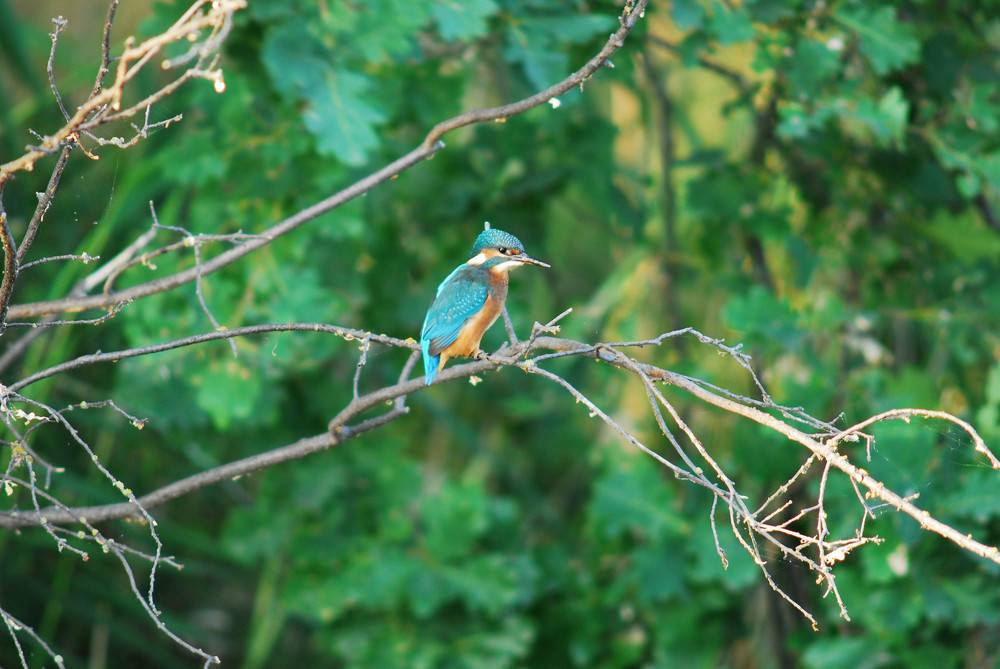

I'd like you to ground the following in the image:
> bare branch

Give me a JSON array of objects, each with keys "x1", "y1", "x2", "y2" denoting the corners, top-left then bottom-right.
[
  {"x1": 9, "y1": 322, "x2": 412, "y2": 394},
  {"x1": 18, "y1": 252, "x2": 99, "y2": 272},
  {"x1": 422, "y1": 0, "x2": 649, "y2": 149},
  {"x1": 828, "y1": 408, "x2": 1000, "y2": 469},
  {"x1": 4, "y1": 323, "x2": 996, "y2": 585},
  {"x1": 1, "y1": 607, "x2": 65, "y2": 669},
  {"x1": 46, "y1": 17, "x2": 72, "y2": 121},
  {"x1": 7, "y1": 142, "x2": 442, "y2": 320},
  {"x1": 0, "y1": 194, "x2": 18, "y2": 332},
  {"x1": 17, "y1": 147, "x2": 72, "y2": 267},
  {"x1": 90, "y1": 0, "x2": 121, "y2": 100}
]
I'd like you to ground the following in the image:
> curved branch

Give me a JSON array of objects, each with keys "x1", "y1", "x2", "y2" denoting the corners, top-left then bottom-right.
[
  {"x1": 17, "y1": 148, "x2": 72, "y2": 267},
  {"x1": 6, "y1": 144, "x2": 441, "y2": 319},
  {"x1": 0, "y1": 433, "x2": 335, "y2": 528},
  {"x1": 8, "y1": 322, "x2": 413, "y2": 393},
  {"x1": 0, "y1": 196, "x2": 17, "y2": 331},
  {"x1": 422, "y1": 0, "x2": 649, "y2": 148},
  {"x1": 4, "y1": 324, "x2": 997, "y2": 575}
]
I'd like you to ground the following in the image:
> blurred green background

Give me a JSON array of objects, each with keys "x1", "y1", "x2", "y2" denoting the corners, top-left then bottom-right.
[{"x1": 1, "y1": 0, "x2": 999, "y2": 666}]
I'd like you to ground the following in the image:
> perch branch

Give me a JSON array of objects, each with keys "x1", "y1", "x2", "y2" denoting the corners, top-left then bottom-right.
[{"x1": 3, "y1": 325, "x2": 997, "y2": 577}]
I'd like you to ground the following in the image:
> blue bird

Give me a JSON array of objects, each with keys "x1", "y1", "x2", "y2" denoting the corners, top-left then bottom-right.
[{"x1": 421, "y1": 227, "x2": 549, "y2": 385}]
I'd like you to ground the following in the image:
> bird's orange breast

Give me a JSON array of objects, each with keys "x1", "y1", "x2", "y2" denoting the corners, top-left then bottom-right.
[{"x1": 443, "y1": 293, "x2": 504, "y2": 360}]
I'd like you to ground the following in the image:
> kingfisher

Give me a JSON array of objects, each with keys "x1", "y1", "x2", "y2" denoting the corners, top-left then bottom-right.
[{"x1": 420, "y1": 226, "x2": 549, "y2": 385}]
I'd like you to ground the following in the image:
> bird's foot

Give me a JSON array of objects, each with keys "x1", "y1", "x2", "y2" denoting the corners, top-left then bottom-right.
[
  {"x1": 475, "y1": 349, "x2": 500, "y2": 363},
  {"x1": 477, "y1": 349, "x2": 512, "y2": 366}
]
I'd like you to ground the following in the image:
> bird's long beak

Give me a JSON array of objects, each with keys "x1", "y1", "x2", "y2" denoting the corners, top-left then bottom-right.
[{"x1": 519, "y1": 254, "x2": 550, "y2": 268}]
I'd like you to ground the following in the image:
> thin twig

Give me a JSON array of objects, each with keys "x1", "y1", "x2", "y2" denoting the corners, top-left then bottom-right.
[
  {"x1": 150, "y1": 213, "x2": 237, "y2": 356},
  {"x1": 1, "y1": 608, "x2": 65, "y2": 669},
  {"x1": 18, "y1": 148, "x2": 73, "y2": 266},
  {"x1": 46, "y1": 17, "x2": 71, "y2": 121},
  {"x1": 422, "y1": 0, "x2": 649, "y2": 149},
  {"x1": 0, "y1": 191, "x2": 18, "y2": 332},
  {"x1": 19, "y1": 252, "x2": 99, "y2": 271}
]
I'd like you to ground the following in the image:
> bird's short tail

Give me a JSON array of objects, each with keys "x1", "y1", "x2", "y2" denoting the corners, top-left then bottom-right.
[{"x1": 421, "y1": 340, "x2": 439, "y2": 385}]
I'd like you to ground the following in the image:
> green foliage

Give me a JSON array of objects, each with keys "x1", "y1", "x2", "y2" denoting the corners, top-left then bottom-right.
[
  {"x1": 835, "y1": 5, "x2": 921, "y2": 75},
  {"x1": 2, "y1": 0, "x2": 1000, "y2": 667},
  {"x1": 262, "y1": 22, "x2": 388, "y2": 165},
  {"x1": 432, "y1": 0, "x2": 499, "y2": 41}
]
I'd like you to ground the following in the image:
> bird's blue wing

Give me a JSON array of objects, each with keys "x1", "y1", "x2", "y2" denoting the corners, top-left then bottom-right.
[{"x1": 421, "y1": 266, "x2": 489, "y2": 356}]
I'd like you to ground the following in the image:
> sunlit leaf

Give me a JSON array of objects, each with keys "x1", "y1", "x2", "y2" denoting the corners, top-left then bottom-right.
[{"x1": 836, "y1": 5, "x2": 920, "y2": 75}]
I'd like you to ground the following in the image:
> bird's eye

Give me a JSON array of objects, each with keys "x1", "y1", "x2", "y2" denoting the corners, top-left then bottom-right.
[{"x1": 498, "y1": 247, "x2": 507, "y2": 254}]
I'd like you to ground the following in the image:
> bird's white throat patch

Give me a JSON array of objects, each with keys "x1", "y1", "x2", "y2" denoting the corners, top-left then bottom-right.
[
  {"x1": 466, "y1": 252, "x2": 524, "y2": 273},
  {"x1": 488, "y1": 259, "x2": 524, "y2": 274}
]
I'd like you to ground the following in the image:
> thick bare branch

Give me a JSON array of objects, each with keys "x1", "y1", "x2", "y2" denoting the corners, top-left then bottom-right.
[{"x1": 3, "y1": 324, "x2": 997, "y2": 578}]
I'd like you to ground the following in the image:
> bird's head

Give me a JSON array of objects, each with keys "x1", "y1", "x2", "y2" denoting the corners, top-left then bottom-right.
[{"x1": 467, "y1": 228, "x2": 549, "y2": 272}]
